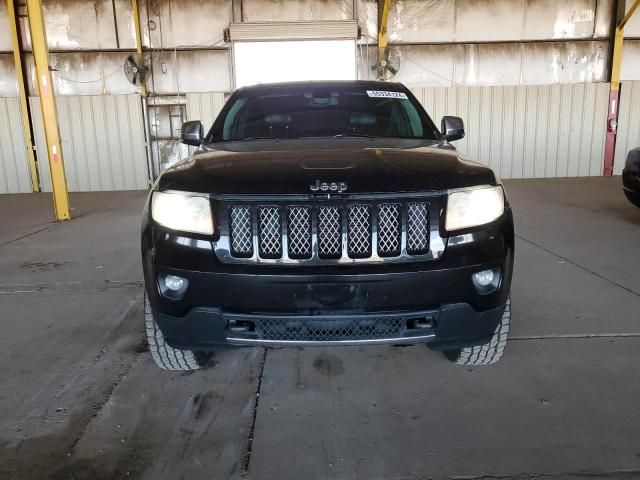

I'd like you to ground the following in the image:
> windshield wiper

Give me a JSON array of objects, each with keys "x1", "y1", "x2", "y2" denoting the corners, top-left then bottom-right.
[
  {"x1": 239, "y1": 136, "x2": 279, "y2": 141},
  {"x1": 333, "y1": 133, "x2": 376, "y2": 139}
]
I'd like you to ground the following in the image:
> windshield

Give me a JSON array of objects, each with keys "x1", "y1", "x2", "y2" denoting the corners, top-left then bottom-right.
[{"x1": 207, "y1": 84, "x2": 441, "y2": 143}]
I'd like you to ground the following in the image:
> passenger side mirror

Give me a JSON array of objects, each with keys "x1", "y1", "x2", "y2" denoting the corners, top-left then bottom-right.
[
  {"x1": 441, "y1": 116, "x2": 465, "y2": 142},
  {"x1": 180, "y1": 120, "x2": 204, "y2": 146}
]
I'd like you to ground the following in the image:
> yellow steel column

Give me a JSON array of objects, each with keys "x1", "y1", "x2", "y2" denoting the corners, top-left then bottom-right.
[
  {"x1": 378, "y1": 0, "x2": 391, "y2": 65},
  {"x1": 611, "y1": 0, "x2": 640, "y2": 91},
  {"x1": 26, "y1": 0, "x2": 70, "y2": 220},
  {"x1": 7, "y1": 0, "x2": 39, "y2": 192},
  {"x1": 132, "y1": 0, "x2": 147, "y2": 96},
  {"x1": 604, "y1": 0, "x2": 640, "y2": 176}
]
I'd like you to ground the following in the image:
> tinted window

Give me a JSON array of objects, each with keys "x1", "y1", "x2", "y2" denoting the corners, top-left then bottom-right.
[{"x1": 209, "y1": 85, "x2": 440, "y2": 142}]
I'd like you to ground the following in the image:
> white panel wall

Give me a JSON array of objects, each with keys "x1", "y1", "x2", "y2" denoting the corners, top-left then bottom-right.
[
  {"x1": 31, "y1": 95, "x2": 149, "y2": 192},
  {"x1": 614, "y1": 81, "x2": 640, "y2": 175},
  {"x1": 388, "y1": 0, "x2": 612, "y2": 43},
  {"x1": 185, "y1": 92, "x2": 228, "y2": 157},
  {"x1": 0, "y1": 98, "x2": 33, "y2": 193},
  {"x1": 359, "y1": 42, "x2": 609, "y2": 87},
  {"x1": 186, "y1": 92, "x2": 227, "y2": 131},
  {"x1": 412, "y1": 83, "x2": 610, "y2": 179}
]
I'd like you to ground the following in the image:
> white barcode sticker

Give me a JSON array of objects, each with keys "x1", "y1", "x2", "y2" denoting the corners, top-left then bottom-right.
[{"x1": 366, "y1": 90, "x2": 408, "y2": 99}]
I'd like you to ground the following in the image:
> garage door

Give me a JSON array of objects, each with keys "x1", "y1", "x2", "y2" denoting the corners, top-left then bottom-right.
[{"x1": 229, "y1": 21, "x2": 358, "y2": 88}]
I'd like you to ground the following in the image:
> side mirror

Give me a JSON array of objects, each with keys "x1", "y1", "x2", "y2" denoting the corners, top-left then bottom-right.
[
  {"x1": 441, "y1": 116, "x2": 465, "y2": 142},
  {"x1": 180, "y1": 120, "x2": 204, "y2": 146}
]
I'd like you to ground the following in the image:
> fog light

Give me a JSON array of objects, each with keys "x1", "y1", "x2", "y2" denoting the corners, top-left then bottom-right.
[
  {"x1": 472, "y1": 268, "x2": 501, "y2": 295},
  {"x1": 158, "y1": 273, "x2": 188, "y2": 300},
  {"x1": 165, "y1": 275, "x2": 186, "y2": 291},
  {"x1": 473, "y1": 269, "x2": 494, "y2": 287}
]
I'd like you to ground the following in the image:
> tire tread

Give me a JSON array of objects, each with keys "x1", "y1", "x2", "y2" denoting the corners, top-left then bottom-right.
[
  {"x1": 446, "y1": 299, "x2": 511, "y2": 366},
  {"x1": 144, "y1": 293, "x2": 201, "y2": 371}
]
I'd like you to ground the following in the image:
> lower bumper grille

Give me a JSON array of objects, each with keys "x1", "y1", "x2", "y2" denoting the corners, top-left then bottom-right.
[
  {"x1": 225, "y1": 312, "x2": 436, "y2": 345},
  {"x1": 257, "y1": 316, "x2": 405, "y2": 341}
]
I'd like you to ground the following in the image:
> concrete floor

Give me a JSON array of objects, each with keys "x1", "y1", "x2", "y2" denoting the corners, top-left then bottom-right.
[{"x1": 0, "y1": 177, "x2": 639, "y2": 480}]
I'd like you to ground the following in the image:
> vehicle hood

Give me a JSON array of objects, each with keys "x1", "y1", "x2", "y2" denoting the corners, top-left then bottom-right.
[{"x1": 157, "y1": 138, "x2": 498, "y2": 195}]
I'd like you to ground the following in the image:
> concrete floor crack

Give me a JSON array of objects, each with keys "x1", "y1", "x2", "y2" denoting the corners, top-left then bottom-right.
[
  {"x1": 65, "y1": 357, "x2": 139, "y2": 457},
  {"x1": 448, "y1": 468, "x2": 640, "y2": 479},
  {"x1": 0, "y1": 225, "x2": 56, "y2": 248},
  {"x1": 241, "y1": 347, "x2": 268, "y2": 476},
  {"x1": 0, "y1": 280, "x2": 144, "y2": 294},
  {"x1": 515, "y1": 234, "x2": 640, "y2": 298},
  {"x1": 510, "y1": 333, "x2": 640, "y2": 341}
]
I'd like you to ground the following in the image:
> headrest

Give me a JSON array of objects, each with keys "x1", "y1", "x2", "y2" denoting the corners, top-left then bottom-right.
[
  {"x1": 350, "y1": 113, "x2": 376, "y2": 125},
  {"x1": 265, "y1": 114, "x2": 292, "y2": 124}
]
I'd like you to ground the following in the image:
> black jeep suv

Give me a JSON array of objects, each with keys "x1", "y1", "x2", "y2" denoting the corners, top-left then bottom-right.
[
  {"x1": 622, "y1": 147, "x2": 640, "y2": 207},
  {"x1": 141, "y1": 81, "x2": 514, "y2": 370}
]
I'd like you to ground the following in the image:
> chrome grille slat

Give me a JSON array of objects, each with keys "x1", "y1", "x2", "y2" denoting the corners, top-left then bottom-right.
[
  {"x1": 377, "y1": 203, "x2": 401, "y2": 257},
  {"x1": 347, "y1": 205, "x2": 372, "y2": 258},
  {"x1": 287, "y1": 206, "x2": 312, "y2": 259},
  {"x1": 226, "y1": 200, "x2": 433, "y2": 262},
  {"x1": 318, "y1": 205, "x2": 342, "y2": 258},
  {"x1": 258, "y1": 206, "x2": 282, "y2": 258},
  {"x1": 407, "y1": 202, "x2": 430, "y2": 254},
  {"x1": 229, "y1": 206, "x2": 253, "y2": 257}
]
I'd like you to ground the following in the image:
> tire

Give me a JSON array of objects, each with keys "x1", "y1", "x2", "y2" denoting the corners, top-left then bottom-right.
[
  {"x1": 624, "y1": 190, "x2": 640, "y2": 208},
  {"x1": 144, "y1": 293, "x2": 204, "y2": 371},
  {"x1": 443, "y1": 298, "x2": 510, "y2": 366}
]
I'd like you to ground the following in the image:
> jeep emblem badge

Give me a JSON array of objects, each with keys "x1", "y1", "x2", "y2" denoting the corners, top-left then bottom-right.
[{"x1": 310, "y1": 180, "x2": 348, "y2": 193}]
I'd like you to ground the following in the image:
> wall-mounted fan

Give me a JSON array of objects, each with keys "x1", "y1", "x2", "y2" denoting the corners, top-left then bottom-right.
[
  {"x1": 372, "y1": 46, "x2": 401, "y2": 81},
  {"x1": 124, "y1": 55, "x2": 148, "y2": 87}
]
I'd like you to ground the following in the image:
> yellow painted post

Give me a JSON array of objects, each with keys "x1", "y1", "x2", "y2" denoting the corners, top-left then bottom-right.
[
  {"x1": 604, "y1": 0, "x2": 640, "y2": 176},
  {"x1": 132, "y1": 0, "x2": 147, "y2": 96},
  {"x1": 26, "y1": 0, "x2": 70, "y2": 220},
  {"x1": 610, "y1": 0, "x2": 640, "y2": 91},
  {"x1": 610, "y1": 27, "x2": 625, "y2": 93},
  {"x1": 378, "y1": 0, "x2": 391, "y2": 66},
  {"x1": 7, "y1": 0, "x2": 39, "y2": 192}
]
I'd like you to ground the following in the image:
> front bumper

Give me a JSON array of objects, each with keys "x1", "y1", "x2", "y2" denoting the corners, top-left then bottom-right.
[
  {"x1": 143, "y1": 209, "x2": 514, "y2": 351},
  {"x1": 152, "y1": 301, "x2": 508, "y2": 350}
]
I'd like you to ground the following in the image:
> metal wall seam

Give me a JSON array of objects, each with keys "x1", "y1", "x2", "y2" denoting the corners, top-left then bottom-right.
[
  {"x1": 0, "y1": 98, "x2": 33, "y2": 193},
  {"x1": 614, "y1": 81, "x2": 640, "y2": 175},
  {"x1": 31, "y1": 94, "x2": 148, "y2": 192},
  {"x1": 412, "y1": 83, "x2": 610, "y2": 179}
]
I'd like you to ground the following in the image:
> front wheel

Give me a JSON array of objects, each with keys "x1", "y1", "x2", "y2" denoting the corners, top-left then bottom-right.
[
  {"x1": 144, "y1": 293, "x2": 205, "y2": 371},
  {"x1": 624, "y1": 190, "x2": 640, "y2": 208},
  {"x1": 443, "y1": 298, "x2": 510, "y2": 366}
]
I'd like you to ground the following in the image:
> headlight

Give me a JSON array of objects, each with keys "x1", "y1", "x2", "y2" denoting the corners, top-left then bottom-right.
[
  {"x1": 151, "y1": 191, "x2": 214, "y2": 235},
  {"x1": 445, "y1": 185, "x2": 505, "y2": 232}
]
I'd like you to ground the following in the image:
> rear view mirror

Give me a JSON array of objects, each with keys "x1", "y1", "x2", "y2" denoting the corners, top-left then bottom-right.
[
  {"x1": 181, "y1": 120, "x2": 204, "y2": 146},
  {"x1": 441, "y1": 116, "x2": 465, "y2": 142}
]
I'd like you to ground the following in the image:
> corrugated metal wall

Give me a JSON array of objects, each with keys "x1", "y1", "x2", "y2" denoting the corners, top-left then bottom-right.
[
  {"x1": 30, "y1": 94, "x2": 149, "y2": 192},
  {"x1": 614, "y1": 81, "x2": 640, "y2": 175},
  {"x1": 185, "y1": 92, "x2": 227, "y2": 131},
  {"x1": 412, "y1": 83, "x2": 610, "y2": 179},
  {"x1": 0, "y1": 98, "x2": 33, "y2": 194}
]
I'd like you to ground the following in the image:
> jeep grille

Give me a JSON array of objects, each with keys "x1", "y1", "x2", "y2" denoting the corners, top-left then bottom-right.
[{"x1": 223, "y1": 199, "x2": 438, "y2": 264}]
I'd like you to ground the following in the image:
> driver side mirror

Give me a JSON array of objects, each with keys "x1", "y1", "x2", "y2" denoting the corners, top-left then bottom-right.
[
  {"x1": 441, "y1": 116, "x2": 465, "y2": 142},
  {"x1": 180, "y1": 120, "x2": 204, "y2": 146}
]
